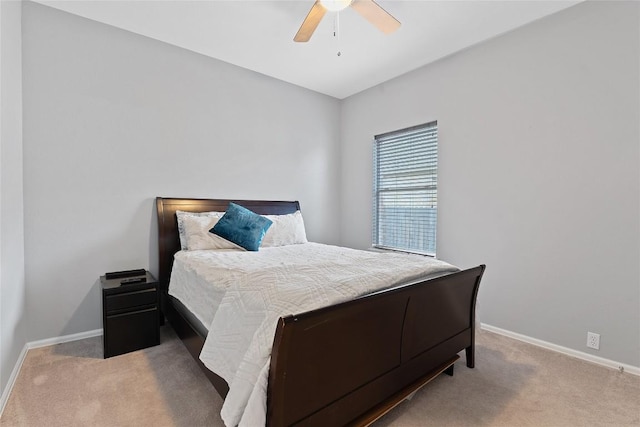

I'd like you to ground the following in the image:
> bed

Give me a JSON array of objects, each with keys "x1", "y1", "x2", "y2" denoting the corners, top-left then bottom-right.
[{"x1": 156, "y1": 197, "x2": 485, "y2": 426}]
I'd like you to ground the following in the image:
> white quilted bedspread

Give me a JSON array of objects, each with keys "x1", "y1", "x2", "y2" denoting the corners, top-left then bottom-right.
[{"x1": 170, "y1": 242, "x2": 459, "y2": 426}]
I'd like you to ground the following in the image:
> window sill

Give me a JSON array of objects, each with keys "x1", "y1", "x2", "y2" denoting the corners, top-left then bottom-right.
[{"x1": 369, "y1": 246, "x2": 436, "y2": 258}]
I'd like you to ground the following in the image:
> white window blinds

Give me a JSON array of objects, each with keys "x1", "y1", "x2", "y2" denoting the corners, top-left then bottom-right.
[{"x1": 373, "y1": 121, "x2": 438, "y2": 255}]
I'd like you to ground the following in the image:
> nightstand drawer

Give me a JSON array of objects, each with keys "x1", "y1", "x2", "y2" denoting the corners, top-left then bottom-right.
[
  {"x1": 105, "y1": 287, "x2": 157, "y2": 313},
  {"x1": 104, "y1": 307, "x2": 159, "y2": 358}
]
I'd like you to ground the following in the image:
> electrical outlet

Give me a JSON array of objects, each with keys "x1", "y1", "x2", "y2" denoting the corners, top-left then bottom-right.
[{"x1": 587, "y1": 332, "x2": 600, "y2": 350}]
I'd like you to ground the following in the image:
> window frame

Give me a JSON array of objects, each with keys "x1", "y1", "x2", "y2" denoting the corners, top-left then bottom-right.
[{"x1": 372, "y1": 121, "x2": 438, "y2": 257}]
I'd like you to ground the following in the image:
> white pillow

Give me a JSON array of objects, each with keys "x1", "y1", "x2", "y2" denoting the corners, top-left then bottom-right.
[
  {"x1": 176, "y1": 210, "x2": 224, "y2": 250},
  {"x1": 182, "y1": 214, "x2": 241, "y2": 251},
  {"x1": 261, "y1": 211, "x2": 308, "y2": 247}
]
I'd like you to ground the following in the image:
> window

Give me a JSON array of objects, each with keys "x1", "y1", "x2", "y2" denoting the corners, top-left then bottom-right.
[{"x1": 372, "y1": 121, "x2": 438, "y2": 256}]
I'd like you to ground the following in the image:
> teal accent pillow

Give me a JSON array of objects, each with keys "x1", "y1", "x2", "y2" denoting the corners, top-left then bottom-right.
[{"x1": 210, "y1": 203, "x2": 273, "y2": 251}]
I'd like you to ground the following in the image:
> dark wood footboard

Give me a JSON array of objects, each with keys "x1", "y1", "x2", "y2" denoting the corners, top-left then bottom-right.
[{"x1": 268, "y1": 265, "x2": 485, "y2": 426}]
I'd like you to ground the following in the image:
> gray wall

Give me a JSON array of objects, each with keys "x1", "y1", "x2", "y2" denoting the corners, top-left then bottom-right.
[
  {"x1": 340, "y1": 1, "x2": 639, "y2": 366},
  {"x1": 21, "y1": 2, "x2": 341, "y2": 341},
  {"x1": 0, "y1": 0, "x2": 27, "y2": 396}
]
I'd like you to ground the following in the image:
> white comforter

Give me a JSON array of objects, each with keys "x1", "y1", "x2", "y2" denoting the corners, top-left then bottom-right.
[{"x1": 169, "y1": 242, "x2": 459, "y2": 426}]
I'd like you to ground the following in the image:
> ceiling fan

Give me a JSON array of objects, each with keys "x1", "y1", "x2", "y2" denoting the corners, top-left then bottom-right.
[{"x1": 294, "y1": 0, "x2": 401, "y2": 42}]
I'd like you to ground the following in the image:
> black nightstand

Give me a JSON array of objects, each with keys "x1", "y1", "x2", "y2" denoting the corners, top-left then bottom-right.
[{"x1": 101, "y1": 271, "x2": 160, "y2": 358}]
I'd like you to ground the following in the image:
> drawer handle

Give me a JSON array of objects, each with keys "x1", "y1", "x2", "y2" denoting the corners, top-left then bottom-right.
[
  {"x1": 112, "y1": 288, "x2": 156, "y2": 297},
  {"x1": 107, "y1": 307, "x2": 157, "y2": 319}
]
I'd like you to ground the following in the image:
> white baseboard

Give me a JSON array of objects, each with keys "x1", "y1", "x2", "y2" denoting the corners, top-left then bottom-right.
[
  {"x1": 0, "y1": 329, "x2": 103, "y2": 417},
  {"x1": 26, "y1": 328, "x2": 102, "y2": 350},
  {"x1": 0, "y1": 343, "x2": 28, "y2": 418},
  {"x1": 481, "y1": 323, "x2": 640, "y2": 376}
]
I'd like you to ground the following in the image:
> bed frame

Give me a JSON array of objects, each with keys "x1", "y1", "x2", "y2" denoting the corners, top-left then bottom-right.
[{"x1": 156, "y1": 197, "x2": 485, "y2": 426}]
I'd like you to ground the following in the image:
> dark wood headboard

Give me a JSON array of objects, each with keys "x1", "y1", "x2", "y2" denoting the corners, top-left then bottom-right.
[{"x1": 155, "y1": 197, "x2": 301, "y2": 285}]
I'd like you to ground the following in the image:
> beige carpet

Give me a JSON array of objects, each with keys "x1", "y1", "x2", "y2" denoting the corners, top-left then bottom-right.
[{"x1": 1, "y1": 326, "x2": 638, "y2": 426}]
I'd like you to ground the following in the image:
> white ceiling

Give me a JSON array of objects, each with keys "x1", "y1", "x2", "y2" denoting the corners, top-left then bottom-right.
[{"x1": 36, "y1": 0, "x2": 581, "y2": 99}]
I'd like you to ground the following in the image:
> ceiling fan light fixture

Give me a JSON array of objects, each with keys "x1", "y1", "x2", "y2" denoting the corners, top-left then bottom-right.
[
  {"x1": 294, "y1": 0, "x2": 399, "y2": 42},
  {"x1": 320, "y1": 0, "x2": 352, "y2": 12}
]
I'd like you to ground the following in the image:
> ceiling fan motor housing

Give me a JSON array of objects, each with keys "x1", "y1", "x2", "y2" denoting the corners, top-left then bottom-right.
[{"x1": 320, "y1": 0, "x2": 353, "y2": 12}]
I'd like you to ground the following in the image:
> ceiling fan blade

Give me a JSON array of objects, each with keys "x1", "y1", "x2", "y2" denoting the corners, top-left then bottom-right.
[
  {"x1": 294, "y1": 1, "x2": 327, "y2": 42},
  {"x1": 350, "y1": 0, "x2": 400, "y2": 34}
]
